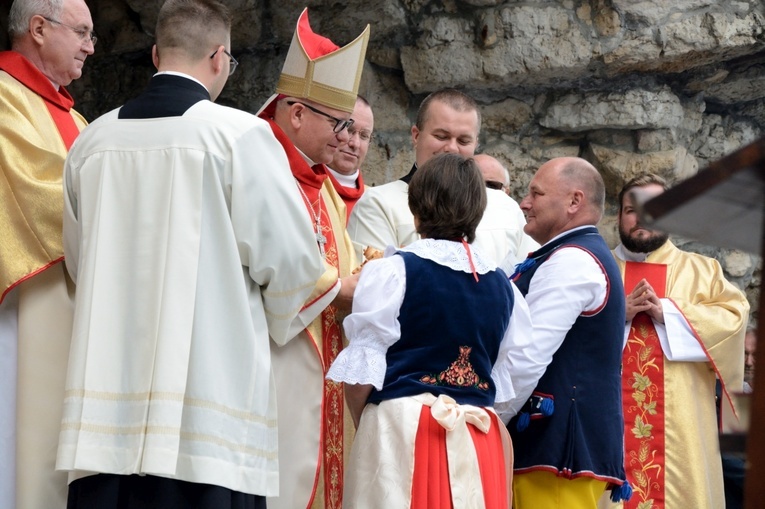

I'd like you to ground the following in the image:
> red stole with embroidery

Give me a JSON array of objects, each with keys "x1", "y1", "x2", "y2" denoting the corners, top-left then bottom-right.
[
  {"x1": 264, "y1": 117, "x2": 346, "y2": 509},
  {"x1": 0, "y1": 51, "x2": 80, "y2": 149},
  {"x1": 622, "y1": 261, "x2": 667, "y2": 509}
]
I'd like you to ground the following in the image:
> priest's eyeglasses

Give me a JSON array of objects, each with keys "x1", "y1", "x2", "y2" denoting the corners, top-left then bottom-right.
[
  {"x1": 348, "y1": 127, "x2": 373, "y2": 143},
  {"x1": 42, "y1": 16, "x2": 97, "y2": 46},
  {"x1": 485, "y1": 180, "x2": 506, "y2": 191},
  {"x1": 209, "y1": 48, "x2": 239, "y2": 76},
  {"x1": 287, "y1": 101, "x2": 354, "y2": 133}
]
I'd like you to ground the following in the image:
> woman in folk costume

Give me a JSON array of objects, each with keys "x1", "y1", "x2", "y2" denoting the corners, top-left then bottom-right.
[
  {"x1": 327, "y1": 153, "x2": 534, "y2": 508},
  {"x1": 256, "y1": 9, "x2": 370, "y2": 509}
]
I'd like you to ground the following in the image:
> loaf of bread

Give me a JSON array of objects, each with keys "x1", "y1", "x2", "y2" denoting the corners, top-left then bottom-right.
[{"x1": 352, "y1": 246, "x2": 384, "y2": 274}]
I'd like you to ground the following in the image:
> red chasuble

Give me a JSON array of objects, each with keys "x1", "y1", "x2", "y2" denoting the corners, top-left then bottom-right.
[
  {"x1": 264, "y1": 117, "x2": 347, "y2": 509},
  {"x1": 622, "y1": 261, "x2": 667, "y2": 509}
]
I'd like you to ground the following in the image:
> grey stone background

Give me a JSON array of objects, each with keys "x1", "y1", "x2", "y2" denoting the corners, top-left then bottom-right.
[{"x1": 1, "y1": 0, "x2": 762, "y2": 319}]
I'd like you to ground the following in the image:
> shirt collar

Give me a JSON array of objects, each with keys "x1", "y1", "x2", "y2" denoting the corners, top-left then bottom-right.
[
  {"x1": 327, "y1": 167, "x2": 359, "y2": 188},
  {"x1": 614, "y1": 243, "x2": 649, "y2": 262}
]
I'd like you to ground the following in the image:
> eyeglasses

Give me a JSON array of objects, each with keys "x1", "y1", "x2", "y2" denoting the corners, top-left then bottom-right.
[
  {"x1": 209, "y1": 48, "x2": 238, "y2": 76},
  {"x1": 287, "y1": 101, "x2": 354, "y2": 134},
  {"x1": 42, "y1": 16, "x2": 97, "y2": 46},
  {"x1": 348, "y1": 126, "x2": 373, "y2": 143},
  {"x1": 485, "y1": 180, "x2": 506, "y2": 191}
]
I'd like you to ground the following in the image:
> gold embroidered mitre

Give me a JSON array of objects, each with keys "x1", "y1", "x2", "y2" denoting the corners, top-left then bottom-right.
[{"x1": 276, "y1": 8, "x2": 370, "y2": 113}]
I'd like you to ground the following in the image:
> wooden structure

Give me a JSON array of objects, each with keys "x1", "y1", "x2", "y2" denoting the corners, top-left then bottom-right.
[{"x1": 641, "y1": 137, "x2": 764, "y2": 509}]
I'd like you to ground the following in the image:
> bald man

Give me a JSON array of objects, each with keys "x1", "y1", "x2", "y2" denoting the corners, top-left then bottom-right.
[
  {"x1": 507, "y1": 157, "x2": 630, "y2": 508},
  {"x1": 473, "y1": 154, "x2": 538, "y2": 271},
  {"x1": 475, "y1": 153, "x2": 510, "y2": 194},
  {"x1": 466, "y1": 153, "x2": 537, "y2": 268}
]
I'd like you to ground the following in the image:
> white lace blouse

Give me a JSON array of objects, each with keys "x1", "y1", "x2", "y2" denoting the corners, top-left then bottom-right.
[{"x1": 326, "y1": 238, "x2": 534, "y2": 421}]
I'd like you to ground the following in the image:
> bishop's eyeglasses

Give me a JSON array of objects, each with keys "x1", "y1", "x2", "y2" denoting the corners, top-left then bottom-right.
[
  {"x1": 42, "y1": 16, "x2": 97, "y2": 46},
  {"x1": 287, "y1": 101, "x2": 354, "y2": 133}
]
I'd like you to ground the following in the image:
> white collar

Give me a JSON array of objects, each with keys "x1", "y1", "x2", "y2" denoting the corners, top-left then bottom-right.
[
  {"x1": 614, "y1": 243, "x2": 649, "y2": 262},
  {"x1": 328, "y1": 167, "x2": 359, "y2": 188},
  {"x1": 388, "y1": 238, "x2": 495, "y2": 274}
]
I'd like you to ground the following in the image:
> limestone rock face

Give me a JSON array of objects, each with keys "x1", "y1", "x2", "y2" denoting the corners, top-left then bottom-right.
[
  {"x1": 590, "y1": 144, "x2": 699, "y2": 200},
  {"x1": 702, "y1": 63, "x2": 765, "y2": 104},
  {"x1": 401, "y1": 5, "x2": 595, "y2": 92},
  {"x1": 0, "y1": 0, "x2": 760, "y2": 308},
  {"x1": 540, "y1": 88, "x2": 686, "y2": 132}
]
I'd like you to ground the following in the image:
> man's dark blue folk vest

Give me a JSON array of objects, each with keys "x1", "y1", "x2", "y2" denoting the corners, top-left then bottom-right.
[
  {"x1": 367, "y1": 251, "x2": 515, "y2": 407},
  {"x1": 510, "y1": 226, "x2": 628, "y2": 485}
]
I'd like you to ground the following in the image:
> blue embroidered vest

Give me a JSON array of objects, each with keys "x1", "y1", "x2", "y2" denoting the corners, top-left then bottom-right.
[
  {"x1": 510, "y1": 227, "x2": 628, "y2": 484},
  {"x1": 367, "y1": 251, "x2": 514, "y2": 407}
]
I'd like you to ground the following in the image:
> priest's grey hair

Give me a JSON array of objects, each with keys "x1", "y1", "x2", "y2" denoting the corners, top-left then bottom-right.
[{"x1": 8, "y1": 0, "x2": 64, "y2": 39}]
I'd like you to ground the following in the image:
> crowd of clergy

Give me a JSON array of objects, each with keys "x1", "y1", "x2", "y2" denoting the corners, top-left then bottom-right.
[{"x1": 0, "y1": 0, "x2": 755, "y2": 508}]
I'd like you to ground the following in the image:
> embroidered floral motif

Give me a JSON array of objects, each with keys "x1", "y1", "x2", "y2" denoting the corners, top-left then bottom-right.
[
  {"x1": 316, "y1": 197, "x2": 345, "y2": 509},
  {"x1": 321, "y1": 306, "x2": 344, "y2": 509},
  {"x1": 420, "y1": 346, "x2": 490, "y2": 390},
  {"x1": 623, "y1": 314, "x2": 665, "y2": 509}
]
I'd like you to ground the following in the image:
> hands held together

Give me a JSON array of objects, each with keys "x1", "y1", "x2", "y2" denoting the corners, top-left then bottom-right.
[{"x1": 626, "y1": 278, "x2": 664, "y2": 324}]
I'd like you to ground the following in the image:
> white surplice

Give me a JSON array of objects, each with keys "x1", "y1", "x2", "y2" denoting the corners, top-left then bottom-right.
[
  {"x1": 347, "y1": 179, "x2": 538, "y2": 267},
  {"x1": 56, "y1": 101, "x2": 325, "y2": 497}
]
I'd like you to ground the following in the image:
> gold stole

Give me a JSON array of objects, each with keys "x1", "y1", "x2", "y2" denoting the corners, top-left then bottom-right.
[{"x1": 622, "y1": 262, "x2": 667, "y2": 509}]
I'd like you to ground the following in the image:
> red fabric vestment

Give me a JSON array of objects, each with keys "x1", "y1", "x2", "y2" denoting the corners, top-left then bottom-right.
[{"x1": 622, "y1": 262, "x2": 667, "y2": 508}]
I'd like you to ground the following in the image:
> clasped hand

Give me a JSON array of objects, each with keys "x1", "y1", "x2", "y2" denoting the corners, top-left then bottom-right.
[{"x1": 625, "y1": 278, "x2": 664, "y2": 324}]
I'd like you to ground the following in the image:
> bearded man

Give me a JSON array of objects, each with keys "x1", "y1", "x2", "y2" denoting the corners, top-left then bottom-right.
[{"x1": 605, "y1": 173, "x2": 749, "y2": 509}]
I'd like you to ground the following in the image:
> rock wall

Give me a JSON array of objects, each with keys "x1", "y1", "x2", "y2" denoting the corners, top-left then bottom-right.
[{"x1": 2, "y1": 0, "x2": 762, "y2": 317}]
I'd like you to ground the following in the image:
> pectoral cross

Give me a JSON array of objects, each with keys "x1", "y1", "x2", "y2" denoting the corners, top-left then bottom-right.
[{"x1": 316, "y1": 226, "x2": 327, "y2": 257}]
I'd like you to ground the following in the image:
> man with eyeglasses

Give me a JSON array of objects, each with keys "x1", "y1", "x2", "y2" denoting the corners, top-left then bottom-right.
[
  {"x1": 55, "y1": 1, "x2": 327, "y2": 508},
  {"x1": 0, "y1": 0, "x2": 95, "y2": 507},
  {"x1": 471, "y1": 153, "x2": 542, "y2": 273},
  {"x1": 325, "y1": 95, "x2": 375, "y2": 223},
  {"x1": 256, "y1": 8, "x2": 370, "y2": 509},
  {"x1": 476, "y1": 153, "x2": 510, "y2": 195}
]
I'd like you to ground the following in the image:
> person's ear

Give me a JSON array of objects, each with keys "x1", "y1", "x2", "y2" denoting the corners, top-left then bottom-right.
[
  {"x1": 289, "y1": 102, "x2": 305, "y2": 129},
  {"x1": 209, "y1": 46, "x2": 225, "y2": 76},
  {"x1": 411, "y1": 125, "x2": 420, "y2": 148},
  {"x1": 569, "y1": 189, "x2": 584, "y2": 212},
  {"x1": 151, "y1": 45, "x2": 159, "y2": 69},
  {"x1": 29, "y1": 15, "x2": 46, "y2": 45}
]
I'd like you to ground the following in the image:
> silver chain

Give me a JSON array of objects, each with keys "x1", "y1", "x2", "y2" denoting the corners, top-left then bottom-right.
[{"x1": 295, "y1": 180, "x2": 327, "y2": 257}]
